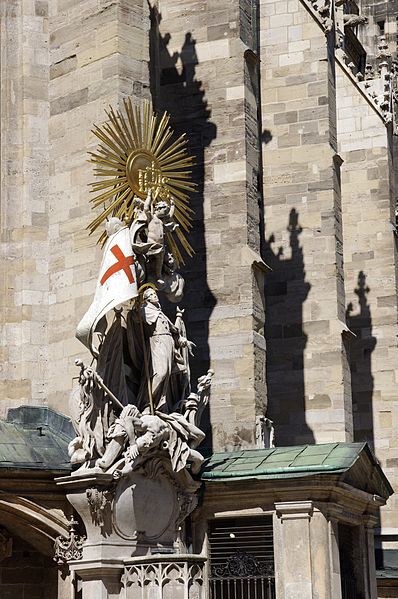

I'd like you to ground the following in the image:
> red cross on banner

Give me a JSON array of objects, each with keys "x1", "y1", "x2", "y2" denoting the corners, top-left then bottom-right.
[
  {"x1": 100, "y1": 245, "x2": 135, "y2": 286},
  {"x1": 76, "y1": 225, "x2": 138, "y2": 354}
]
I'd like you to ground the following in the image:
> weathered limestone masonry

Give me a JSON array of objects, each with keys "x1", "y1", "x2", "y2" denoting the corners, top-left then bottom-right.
[
  {"x1": 1, "y1": 1, "x2": 268, "y2": 447},
  {"x1": 47, "y1": 0, "x2": 149, "y2": 413},
  {"x1": 260, "y1": 0, "x2": 352, "y2": 445},
  {"x1": 0, "y1": 0, "x2": 50, "y2": 417},
  {"x1": 336, "y1": 62, "x2": 398, "y2": 532},
  {"x1": 154, "y1": 0, "x2": 267, "y2": 451},
  {"x1": 260, "y1": 0, "x2": 398, "y2": 564},
  {"x1": 360, "y1": 0, "x2": 398, "y2": 62},
  {"x1": 0, "y1": 0, "x2": 150, "y2": 417}
]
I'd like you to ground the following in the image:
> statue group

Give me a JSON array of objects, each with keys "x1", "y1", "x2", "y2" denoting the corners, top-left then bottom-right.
[
  {"x1": 68, "y1": 186, "x2": 212, "y2": 550},
  {"x1": 55, "y1": 101, "x2": 214, "y2": 569},
  {"x1": 56, "y1": 101, "x2": 209, "y2": 596}
]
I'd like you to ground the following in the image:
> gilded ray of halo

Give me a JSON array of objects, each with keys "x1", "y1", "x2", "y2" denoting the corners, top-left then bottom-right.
[{"x1": 88, "y1": 98, "x2": 196, "y2": 265}]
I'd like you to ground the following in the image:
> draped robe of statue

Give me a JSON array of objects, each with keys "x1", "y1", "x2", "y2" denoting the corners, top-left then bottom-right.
[
  {"x1": 126, "y1": 297, "x2": 189, "y2": 414},
  {"x1": 69, "y1": 312, "x2": 128, "y2": 464}
]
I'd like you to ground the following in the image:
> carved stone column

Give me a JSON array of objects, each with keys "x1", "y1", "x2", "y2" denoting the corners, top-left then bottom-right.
[
  {"x1": 274, "y1": 501, "x2": 347, "y2": 599},
  {"x1": 274, "y1": 501, "x2": 314, "y2": 599}
]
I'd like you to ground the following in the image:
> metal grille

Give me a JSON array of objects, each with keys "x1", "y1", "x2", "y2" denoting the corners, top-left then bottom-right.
[{"x1": 209, "y1": 517, "x2": 275, "y2": 599}]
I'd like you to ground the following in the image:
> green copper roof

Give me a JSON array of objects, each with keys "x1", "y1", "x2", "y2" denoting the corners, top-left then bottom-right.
[
  {"x1": 201, "y1": 442, "x2": 392, "y2": 492},
  {"x1": 0, "y1": 406, "x2": 73, "y2": 471}
]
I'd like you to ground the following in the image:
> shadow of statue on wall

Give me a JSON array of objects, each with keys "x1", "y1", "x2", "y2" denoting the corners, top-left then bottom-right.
[
  {"x1": 264, "y1": 208, "x2": 315, "y2": 445},
  {"x1": 346, "y1": 271, "x2": 376, "y2": 450},
  {"x1": 148, "y1": 6, "x2": 217, "y2": 453}
]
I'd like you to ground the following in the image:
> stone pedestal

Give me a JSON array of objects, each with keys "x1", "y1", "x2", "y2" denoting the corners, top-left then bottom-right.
[
  {"x1": 68, "y1": 554, "x2": 205, "y2": 599},
  {"x1": 56, "y1": 457, "x2": 204, "y2": 598},
  {"x1": 71, "y1": 563, "x2": 123, "y2": 599},
  {"x1": 57, "y1": 460, "x2": 198, "y2": 555}
]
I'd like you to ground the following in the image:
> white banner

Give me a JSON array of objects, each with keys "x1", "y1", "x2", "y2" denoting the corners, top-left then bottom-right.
[{"x1": 76, "y1": 226, "x2": 138, "y2": 354}]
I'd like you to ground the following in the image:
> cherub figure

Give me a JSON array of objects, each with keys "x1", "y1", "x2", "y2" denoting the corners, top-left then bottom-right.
[
  {"x1": 134, "y1": 288, "x2": 194, "y2": 413},
  {"x1": 162, "y1": 251, "x2": 185, "y2": 303},
  {"x1": 131, "y1": 189, "x2": 178, "y2": 287}
]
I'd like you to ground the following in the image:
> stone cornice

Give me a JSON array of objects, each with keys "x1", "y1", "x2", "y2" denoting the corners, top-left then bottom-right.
[{"x1": 275, "y1": 500, "x2": 314, "y2": 521}]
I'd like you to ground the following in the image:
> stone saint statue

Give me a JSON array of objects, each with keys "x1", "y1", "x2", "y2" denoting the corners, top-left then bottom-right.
[{"x1": 132, "y1": 288, "x2": 194, "y2": 413}]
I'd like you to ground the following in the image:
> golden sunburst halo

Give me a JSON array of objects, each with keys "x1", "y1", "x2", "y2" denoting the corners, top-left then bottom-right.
[{"x1": 88, "y1": 98, "x2": 196, "y2": 266}]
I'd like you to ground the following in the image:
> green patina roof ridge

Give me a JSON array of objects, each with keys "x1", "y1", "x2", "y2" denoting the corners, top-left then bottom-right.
[{"x1": 201, "y1": 442, "x2": 369, "y2": 481}]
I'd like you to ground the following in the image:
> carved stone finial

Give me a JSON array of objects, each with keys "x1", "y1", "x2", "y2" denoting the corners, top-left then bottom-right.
[
  {"x1": 256, "y1": 416, "x2": 275, "y2": 449},
  {"x1": 365, "y1": 64, "x2": 375, "y2": 80},
  {"x1": 322, "y1": 16, "x2": 333, "y2": 34},
  {"x1": 53, "y1": 516, "x2": 85, "y2": 565},
  {"x1": 313, "y1": 0, "x2": 330, "y2": 17},
  {"x1": 377, "y1": 35, "x2": 391, "y2": 61},
  {"x1": 308, "y1": 0, "x2": 332, "y2": 33}
]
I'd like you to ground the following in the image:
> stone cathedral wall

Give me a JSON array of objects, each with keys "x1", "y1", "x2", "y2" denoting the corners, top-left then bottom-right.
[
  {"x1": 2, "y1": 0, "x2": 398, "y2": 541},
  {"x1": 260, "y1": 0, "x2": 398, "y2": 550},
  {"x1": 260, "y1": 0, "x2": 353, "y2": 445},
  {"x1": 47, "y1": 0, "x2": 150, "y2": 412},
  {"x1": 1, "y1": 0, "x2": 268, "y2": 451},
  {"x1": 1, "y1": 0, "x2": 50, "y2": 417},
  {"x1": 336, "y1": 61, "x2": 398, "y2": 532},
  {"x1": 153, "y1": 0, "x2": 267, "y2": 452},
  {"x1": 0, "y1": 0, "x2": 150, "y2": 418}
]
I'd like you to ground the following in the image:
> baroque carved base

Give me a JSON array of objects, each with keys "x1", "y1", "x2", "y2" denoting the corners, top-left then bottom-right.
[{"x1": 56, "y1": 453, "x2": 199, "y2": 561}]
